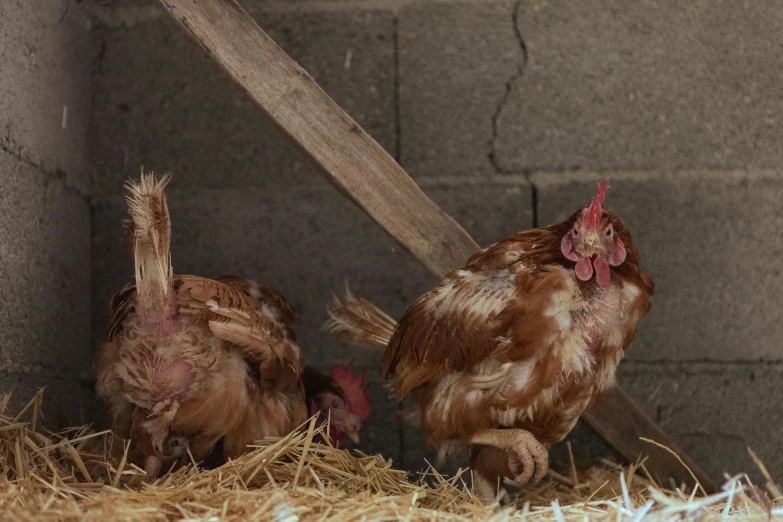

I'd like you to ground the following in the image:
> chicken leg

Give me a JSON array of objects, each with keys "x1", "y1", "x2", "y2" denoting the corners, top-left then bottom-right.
[
  {"x1": 468, "y1": 429, "x2": 548, "y2": 487},
  {"x1": 470, "y1": 445, "x2": 513, "y2": 505}
]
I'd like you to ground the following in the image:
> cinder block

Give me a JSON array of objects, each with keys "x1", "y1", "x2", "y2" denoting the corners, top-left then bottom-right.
[
  {"x1": 398, "y1": 0, "x2": 520, "y2": 178},
  {"x1": 91, "y1": 178, "x2": 532, "y2": 466},
  {"x1": 535, "y1": 171, "x2": 783, "y2": 361},
  {"x1": 618, "y1": 362, "x2": 783, "y2": 485},
  {"x1": 421, "y1": 178, "x2": 532, "y2": 247},
  {"x1": 0, "y1": 150, "x2": 92, "y2": 382},
  {"x1": 0, "y1": 0, "x2": 93, "y2": 194},
  {"x1": 494, "y1": 0, "x2": 783, "y2": 172},
  {"x1": 91, "y1": 8, "x2": 395, "y2": 197},
  {"x1": 0, "y1": 370, "x2": 96, "y2": 430}
]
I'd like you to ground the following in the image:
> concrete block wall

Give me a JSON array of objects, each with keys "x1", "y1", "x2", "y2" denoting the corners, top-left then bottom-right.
[
  {"x1": 0, "y1": 0, "x2": 95, "y2": 425},
  {"x1": 87, "y1": 0, "x2": 782, "y2": 484}
]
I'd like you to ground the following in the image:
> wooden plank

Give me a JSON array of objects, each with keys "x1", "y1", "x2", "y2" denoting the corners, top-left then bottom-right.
[
  {"x1": 156, "y1": 0, "x2": 716, "y2": 494},
  {"x1": 157, "y1": 0, "x2": 477, "y2": 278},
  {"x1": 583, "y1": 386, "x2": 717, "y2": 493}
]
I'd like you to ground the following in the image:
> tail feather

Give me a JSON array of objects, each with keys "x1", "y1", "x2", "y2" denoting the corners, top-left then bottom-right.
[
  {"x1": 124, "y1": 171, "x2": 176, "y2": 323},
  {"x1": 323, "y1": 286, "x2": 397, "y2": 348}
]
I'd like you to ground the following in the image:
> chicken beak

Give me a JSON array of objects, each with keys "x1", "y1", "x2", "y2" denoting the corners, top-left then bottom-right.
[
  {"x1": 577, "y1": 231, "x2": 602, "y2": 258},
  {"x1": 346, "y1": 429, "x2": 361, "y2": 444},
  {"x1": 329, "y1": 408, "x2": 362, "y2": 445}
]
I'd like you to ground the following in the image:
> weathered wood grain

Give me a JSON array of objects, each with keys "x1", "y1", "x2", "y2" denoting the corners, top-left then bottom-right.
[
  {"x1": 584, "y1": 386, "x2": 716, "y2": 492},
  {"x1": 156, "y1": 0, "x2": 716, "y2": 494},
  {"x1": 158, "y1": 0, "x2": 478, "y2": 277}
]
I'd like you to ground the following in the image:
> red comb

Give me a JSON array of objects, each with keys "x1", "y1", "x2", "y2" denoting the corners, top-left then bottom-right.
[
  {"x1": 330, "y1": 360, "x2": 372, "y2": 421},
  {"x1": 585, "y1": 178, "x2": 610, "y2": 231}
]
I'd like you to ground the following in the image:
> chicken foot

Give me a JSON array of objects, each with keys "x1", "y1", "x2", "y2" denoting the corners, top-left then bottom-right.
[
  {"x1": 469, "y1": 445, "x2": 512, "y2": 505},
  {"x1": 468, "y1": 429, "x2": 548, "y2": 486}
]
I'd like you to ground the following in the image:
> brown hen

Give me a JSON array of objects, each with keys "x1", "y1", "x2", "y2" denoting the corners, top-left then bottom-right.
[
  {"x1": 325, "y1": 179, "x2": 654, "y2": 503},
  {"x1": 96, "y1": 173, "x2": 307, "y2": 478}
]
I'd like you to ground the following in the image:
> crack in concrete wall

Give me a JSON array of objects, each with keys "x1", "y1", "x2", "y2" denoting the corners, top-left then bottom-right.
[
  {"x1": 485, "y1": 1, "x2": 539, "y2": 227},
  {"x1": 489, "y1": 0, "x2": 527, "y2": 176},
  {"x1": 0, "y1": 133, "x2": 89, "y2": 203}
]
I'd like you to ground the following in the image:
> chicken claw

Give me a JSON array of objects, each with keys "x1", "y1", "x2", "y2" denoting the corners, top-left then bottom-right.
[{"x1": 469, "y1": 428, "x2": 548, "y2": 487}]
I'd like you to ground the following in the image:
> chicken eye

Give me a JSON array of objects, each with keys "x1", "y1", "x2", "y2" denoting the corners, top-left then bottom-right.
[
  {"x1": 330, "y1": 400, "x2": 339, "y2": 409},
  {"x1": 605, "y1": 228, "x2": 612, "y2": 237},
  {"x1": 572, "y1": 228, "x2": 579, "y2": 236}
]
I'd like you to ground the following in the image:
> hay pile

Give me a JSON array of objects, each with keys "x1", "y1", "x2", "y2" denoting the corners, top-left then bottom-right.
[{"x1": 0, "y1": 392, "x2": 780, "y2": 521}]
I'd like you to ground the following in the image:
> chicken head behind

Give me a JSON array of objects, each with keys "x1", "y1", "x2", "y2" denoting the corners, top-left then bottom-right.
[{"x1": 302, "y1": 363, "x2": 372, "y2": 447}]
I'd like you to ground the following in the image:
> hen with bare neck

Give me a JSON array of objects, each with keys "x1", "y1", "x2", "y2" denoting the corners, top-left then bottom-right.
[
  {"x1": 96, "y1": 173, "x2": 307, "y2": 478},
  {"x1": 325, "y1": 179, "x2": 654, "y2": 503}
]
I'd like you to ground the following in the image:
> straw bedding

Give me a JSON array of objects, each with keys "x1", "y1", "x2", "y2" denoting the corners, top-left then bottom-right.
[{"x1": 1, "y1": 391, "x2": 780, "y2": 521}]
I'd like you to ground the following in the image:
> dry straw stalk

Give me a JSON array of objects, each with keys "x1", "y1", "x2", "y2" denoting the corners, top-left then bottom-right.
[{"x1": 0, "y1": 391, "x2": 779, "y2": 521}]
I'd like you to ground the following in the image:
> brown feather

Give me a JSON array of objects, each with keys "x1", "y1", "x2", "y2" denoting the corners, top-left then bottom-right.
[
  {"x1": 124, "y1": 172, "x2": 175, "y2": 324},
  {"x1": 323, "y1": 286, "x2": 396, "y2": 348},
  {"x1": 107, "y1": 283, "x2": 137, "y2": 341}
]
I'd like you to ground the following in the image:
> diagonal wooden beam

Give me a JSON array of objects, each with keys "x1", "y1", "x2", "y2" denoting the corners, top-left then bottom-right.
[
  {"x1": 156, "y1": 0, "x2": 717, "y2": 493},
  {"x1": 159, "y1": 0, "x2": 475, "y2": 278},
  {"x1": 584, "y1": 385, "x2": 715, "y2": 491}
]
